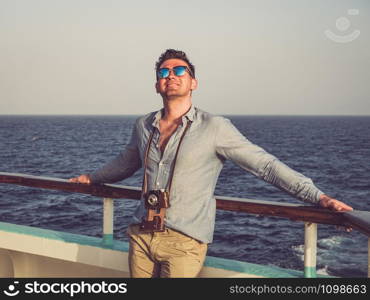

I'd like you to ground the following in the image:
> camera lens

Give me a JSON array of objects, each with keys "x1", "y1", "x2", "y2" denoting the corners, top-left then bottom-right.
[{"x1": 147, "y1": 194, "x2": 158, "y2": 206}]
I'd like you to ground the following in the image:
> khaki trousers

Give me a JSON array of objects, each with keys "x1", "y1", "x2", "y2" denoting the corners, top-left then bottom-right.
[{"x1": 126, "y1": 224, "x2": 208, "y2": 278}]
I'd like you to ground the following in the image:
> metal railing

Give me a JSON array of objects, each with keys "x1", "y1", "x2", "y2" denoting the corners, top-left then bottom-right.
[{"x1": 0, "y1": 172, "x2": 369, "y2": 278}]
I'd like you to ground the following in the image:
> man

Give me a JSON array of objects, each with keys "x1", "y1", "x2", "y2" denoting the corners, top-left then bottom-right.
[{"x1": 69, "y1": 49, "x2": 353, "y2": 278}]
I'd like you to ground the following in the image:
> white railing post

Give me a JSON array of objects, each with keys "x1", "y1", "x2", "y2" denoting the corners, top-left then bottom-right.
[
  {"x1": 368, "y1": 238, "x2": 370, "y2": 278},
  {"x1": 304, "y1": 222, "x2": 317, "y2": 278},
  {"x1": 102, "y1": 198, "x2": 114, "y2": 247}
]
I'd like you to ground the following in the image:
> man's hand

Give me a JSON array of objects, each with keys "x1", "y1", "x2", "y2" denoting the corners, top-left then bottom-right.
[
  {"x1": 319, "y1": 194, "x2": 353, "y2": 232},
  {"x1": 68, "y1": 174, "x2": 92, "y2": 184},
  {"x1": 319, "y1": 194, "x2": 353, "y2": 212}
]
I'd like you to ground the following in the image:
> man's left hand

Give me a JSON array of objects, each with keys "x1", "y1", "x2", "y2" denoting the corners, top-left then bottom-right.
[
  {"x1": 319, "y1": 194, "x2": 353, "y2": 212},
  {"x1": 319, "y1": 194, "x2": 353, "y2": 232}
]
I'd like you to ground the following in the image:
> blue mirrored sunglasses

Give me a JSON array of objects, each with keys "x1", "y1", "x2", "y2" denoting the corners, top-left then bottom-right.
[{"x1": 157, "y1": 66, "x2": 193, "y2": 79}]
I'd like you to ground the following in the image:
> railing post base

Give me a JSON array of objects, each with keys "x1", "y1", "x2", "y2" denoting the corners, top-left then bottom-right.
[{"x1": 102, "y1": 234, "x2": 114, "y2": 247}]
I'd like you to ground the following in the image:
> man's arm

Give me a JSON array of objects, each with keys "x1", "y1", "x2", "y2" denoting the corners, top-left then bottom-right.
[{"x1": 214, "y1": 117, "x2": 353, "y2": 212}]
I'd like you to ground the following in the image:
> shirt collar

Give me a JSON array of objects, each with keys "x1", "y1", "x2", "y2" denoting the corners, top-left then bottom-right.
[
  {"x1": 151, "y1": 109, "x2": 162, "y2": 128},
  {"x1": 151, "y1": 104, "x2": 195, "y2": 128},
  {"x1": 182, "y1": 104, "x2": 195, "y2": 123}
]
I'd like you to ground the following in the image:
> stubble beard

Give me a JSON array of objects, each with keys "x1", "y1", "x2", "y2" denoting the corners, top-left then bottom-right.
[{"x1": 162, "y1": 88, "x2": 190, "y2": 101}]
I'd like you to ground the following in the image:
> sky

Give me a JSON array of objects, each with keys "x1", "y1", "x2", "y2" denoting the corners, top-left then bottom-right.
[{"x1": 0, "y1": 0, "x2": 369, "y2": 115}]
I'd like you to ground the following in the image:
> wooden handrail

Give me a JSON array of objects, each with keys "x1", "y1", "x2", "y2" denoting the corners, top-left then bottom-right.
[{"x1": 0, "y1": 172, "x2": 369, "y2": 236}]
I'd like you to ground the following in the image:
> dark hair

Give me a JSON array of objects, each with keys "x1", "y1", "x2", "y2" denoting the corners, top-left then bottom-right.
[{"x1": 155, "y1": 49, "x2": 195, "y2": 80}]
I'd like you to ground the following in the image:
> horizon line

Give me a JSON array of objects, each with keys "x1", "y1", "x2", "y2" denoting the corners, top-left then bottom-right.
[{"x1": 0, "y1": 113, "x2": 369, "y2": 117}]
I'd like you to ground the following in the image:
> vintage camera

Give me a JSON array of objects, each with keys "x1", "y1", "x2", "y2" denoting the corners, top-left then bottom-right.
[
  {"x1": 140, "y1": 189, "x2": 170, "y2": 232},
  {"x1": 144, "y1": 189, "x2": 170, "y2": 210}
]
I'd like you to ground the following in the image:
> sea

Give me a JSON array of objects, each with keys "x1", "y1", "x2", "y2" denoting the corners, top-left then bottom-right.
[{"x1": 0, "y1": 114, "x2": 369, "y2": 277}]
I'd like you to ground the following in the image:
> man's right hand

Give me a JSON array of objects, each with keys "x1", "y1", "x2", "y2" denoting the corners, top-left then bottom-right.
[{"x1": 68, "y1": 174, "x2": 92, "y2": 184}]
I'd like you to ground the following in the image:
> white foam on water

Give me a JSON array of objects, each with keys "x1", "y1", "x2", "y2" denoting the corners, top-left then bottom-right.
[
  {"x1": 316, "y1": 265, "x2": 330, "y2": 276},
  {"x1": 317, "y1": 235, "x2": 345, "y2": 250},
  {"x1": 292, "y1": 235, "x2": 345, "y2": 259},
  {"x1": 291, "y1": 244, "x2": 304, "y2": 262}
]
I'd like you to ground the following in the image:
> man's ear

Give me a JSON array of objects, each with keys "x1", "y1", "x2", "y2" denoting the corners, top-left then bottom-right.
[
  {"x1": 155, "y1": 82, "x2": 159, "y2": 94},
  {"x1": 191, "y1": 78, "x2": 198, "y2": 91}
]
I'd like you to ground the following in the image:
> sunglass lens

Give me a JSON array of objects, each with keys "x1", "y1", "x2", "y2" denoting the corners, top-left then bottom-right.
[
  {"x1": 158, "y1": 68, "x2": 170, "y2": 78},
  {"x1": 173, "y1": 66, "x2": 187, "y2": 76}
]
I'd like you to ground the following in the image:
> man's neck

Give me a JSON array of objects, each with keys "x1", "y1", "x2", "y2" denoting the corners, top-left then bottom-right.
[{"x1": 162, "y1": 97, "x2": 192, "y2": 124}]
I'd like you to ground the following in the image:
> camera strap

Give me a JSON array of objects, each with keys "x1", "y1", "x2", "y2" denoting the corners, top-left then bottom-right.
[
  {"x1": 142, "y1": 118, "x2": 192, "y2": 197},
  {"x1": 140, "y1": 118, "x2": 192, "y2": 231}
]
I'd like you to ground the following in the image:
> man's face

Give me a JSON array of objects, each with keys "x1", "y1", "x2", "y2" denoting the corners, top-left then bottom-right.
[{"x1": 155, "y1": 58, "x2": 197, "y2": 99}]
